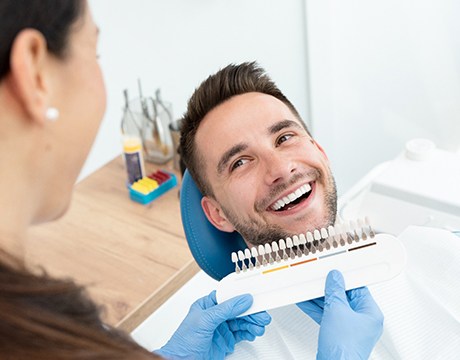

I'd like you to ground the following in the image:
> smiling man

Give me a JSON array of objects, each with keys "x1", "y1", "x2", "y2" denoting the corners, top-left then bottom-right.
[
  {"x1": 178, "y1": 62, "x2": 384, "y2": 359},
  {"x1": 180, "y1": 63, "x2": 337, "y2": 247}
]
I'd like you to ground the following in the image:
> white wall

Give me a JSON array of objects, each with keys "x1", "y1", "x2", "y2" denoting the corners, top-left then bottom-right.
[
  {"x1": 82, "y1": 0, "x2": 309, "y2": 180},
  {"x1": 306, "y1": 0, "x2": 460, "y2": 194}
]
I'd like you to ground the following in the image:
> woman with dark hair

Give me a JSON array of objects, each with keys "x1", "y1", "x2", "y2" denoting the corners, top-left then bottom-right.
[{"x1": 0, "y1": 1, "x2": 270, "y2": 358}]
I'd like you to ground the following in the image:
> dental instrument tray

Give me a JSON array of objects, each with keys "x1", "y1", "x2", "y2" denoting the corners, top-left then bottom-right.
[{"x1": 216, "y1": 218, "x2": 406, "y2": 316}]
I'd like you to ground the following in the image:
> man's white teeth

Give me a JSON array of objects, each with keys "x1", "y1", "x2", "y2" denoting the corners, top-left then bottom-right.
[{"x1": 271, "y1": 183, "x2": 312, "y2": 211}]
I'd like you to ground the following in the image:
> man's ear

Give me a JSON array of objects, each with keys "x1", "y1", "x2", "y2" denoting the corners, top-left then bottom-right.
[
  {"x1": 312, "y1": 139, "x2": 329, "y2": 161},
  {"x1": 8, "y1": 29, "x2": 51, "y2": 124},
  {"x1": 201, "y1": 196, "x2": 236, "y2": 233}
]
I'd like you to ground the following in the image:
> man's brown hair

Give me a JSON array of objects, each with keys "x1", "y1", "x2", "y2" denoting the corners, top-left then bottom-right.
[{"x1": 179, "y1": 61, "x2": 309, "y2": 197}]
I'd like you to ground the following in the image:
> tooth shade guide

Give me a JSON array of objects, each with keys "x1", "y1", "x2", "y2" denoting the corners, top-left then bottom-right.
[
  {"x1": 231, "y1": 252, "x2": 241, "y2": 273},
  {"x1": 244, "y1": 249, "x2": 253, "y2": 269},
  {"x1": 299, "y1": 233, "x2": 306, "y2": 245},
  {"x1": 265, "y1": 243, "x2": 275, "y2": 264},
  {"x1": 238, "y1": 250, "x2": 247, "y2": 271},
  {"x1": 235, "y1": 240, "x2": 379, "y2": 276},
  {"x1": 229, "y1": 218, "x2": 379, "y2": 274},
  {"x1": 365, "y1": 217, "x2": 376, "y2": 238},
  {"x1": 244, "y1": 248, "x2": 251, "y2": 259},
  {"x1": 313, "y1": 229, "x2": 323, "y2": 251},
  {"x1": 218, "y1": 219, "x2": 406, "y2": 316},
  {"x1": 286, "y1": 237, "x2": 295, "y2": 259},
  {"x1": 320, "y1": 228, "x2": 329, "y2": 249},
  {"x1": 250, "y1": 247, "x2": 261, "y2": 268},
  {"x1": 293, "y1": 235, "x2": 302, "y2": 257}
]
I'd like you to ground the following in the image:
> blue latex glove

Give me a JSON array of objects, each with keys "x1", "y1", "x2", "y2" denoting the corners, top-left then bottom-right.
[
  {"x1": 298, "y1": 270, "x2": 384, "y2": 360},
  {"x1": 296, "y1": 296, "x2": 325, "y2": 324},
  {"x1": 155, "y1": 290, "x2": 271, "y2": 360}
]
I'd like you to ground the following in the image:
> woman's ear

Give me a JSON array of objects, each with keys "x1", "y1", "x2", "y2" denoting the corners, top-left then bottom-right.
[
  {"x1": 201, "y1": 196, "x2": 236, "y2": 233},
  {"x1": 8, "y1": 29, "x2": 51, "y2": 124}
]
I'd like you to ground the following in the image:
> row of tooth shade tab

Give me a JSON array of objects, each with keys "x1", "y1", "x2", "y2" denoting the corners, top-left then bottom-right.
[{"x1": 231, "y1": 218, "x2": 375, "y2": 273}]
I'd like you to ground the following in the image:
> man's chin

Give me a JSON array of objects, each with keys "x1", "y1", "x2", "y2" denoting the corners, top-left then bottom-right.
[
  {"x1": 263, "y1": 213, "x2": 336, "y2": 241},
  {"x1": 243, "y1": 228, "x2": 291, "y2": 247}
]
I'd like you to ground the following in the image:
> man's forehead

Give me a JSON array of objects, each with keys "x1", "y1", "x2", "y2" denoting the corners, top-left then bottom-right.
[
  {"x1": 197, "y1": 92, "x2": 300, "y2": 136},
  {"x1": 199, "y1": 92, "x2": 299, "y2": 140}
]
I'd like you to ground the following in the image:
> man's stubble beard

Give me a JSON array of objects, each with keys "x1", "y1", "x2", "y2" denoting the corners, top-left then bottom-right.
[{"x1": 220, "y1": 170, "x2": 338, "y2": 246}]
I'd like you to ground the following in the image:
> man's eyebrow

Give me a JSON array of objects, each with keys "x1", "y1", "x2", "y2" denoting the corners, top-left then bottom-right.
[
  {"x1": 217, "y1": 143, "x2": 248, "y2": 175},
  {"x1": 268, "y1": 119, "x2": 303, "y2": 135}
]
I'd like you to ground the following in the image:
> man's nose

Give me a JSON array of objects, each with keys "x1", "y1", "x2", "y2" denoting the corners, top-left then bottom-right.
[{"x1": 262, "y1": 152, "x2": 296, "y2": 185}]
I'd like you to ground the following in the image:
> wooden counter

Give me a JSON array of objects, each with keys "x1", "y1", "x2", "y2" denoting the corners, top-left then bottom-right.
[{"x1": 25, "y1": 156, "x2": 199, "y2": 332}]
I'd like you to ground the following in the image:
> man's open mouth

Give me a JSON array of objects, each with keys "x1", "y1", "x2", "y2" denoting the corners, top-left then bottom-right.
[{"x1": 269, "y1": 182, "x2": 313, "y2": 212}]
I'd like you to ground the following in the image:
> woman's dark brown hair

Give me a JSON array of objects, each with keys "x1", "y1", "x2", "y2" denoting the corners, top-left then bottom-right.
[
  {"x1": 0, "y1": 0, "x2": 78, "y2": 78},
  {"x1": 0, "y1": 252, "x2": 158, "y2": 359},
  {"x1": 0, "y1": 1, "x2": 160, "y2": 358}
]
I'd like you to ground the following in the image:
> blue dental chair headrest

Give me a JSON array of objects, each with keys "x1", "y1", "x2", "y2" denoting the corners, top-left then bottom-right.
[{"x1": 180, "y1": 170, "x2": 246, "y2": 281}]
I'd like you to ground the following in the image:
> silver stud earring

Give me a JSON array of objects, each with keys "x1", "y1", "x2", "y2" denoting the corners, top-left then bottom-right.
[{"x1": 45, "y1": 107, "x2": 60, "y2": 121}]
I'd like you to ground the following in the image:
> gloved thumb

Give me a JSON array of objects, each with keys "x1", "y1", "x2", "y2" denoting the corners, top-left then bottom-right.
[
  {"x1": 324, "y1": 270, "x2": 348, "y2": 306},
  {"x1": 207, "y1": 294, "x2": 253, "y2": 326}
]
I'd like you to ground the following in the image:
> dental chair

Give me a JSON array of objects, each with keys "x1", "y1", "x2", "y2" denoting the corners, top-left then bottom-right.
[{"x1": 180, "y1": 170, "x2": 246, "y2": 281}]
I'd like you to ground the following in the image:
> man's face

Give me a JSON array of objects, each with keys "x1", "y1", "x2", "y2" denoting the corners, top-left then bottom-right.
[{"x1": 196, "y1": 92, "x2": 337, "y2": 246}]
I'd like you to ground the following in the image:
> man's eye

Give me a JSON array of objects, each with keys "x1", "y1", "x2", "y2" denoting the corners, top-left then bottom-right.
[
  {"x1": 277, "y1": 133, "x2": 294, "y2": 146},
  {"x1": 231, "y1": 158, "x2": 249, "y2": 171}
]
